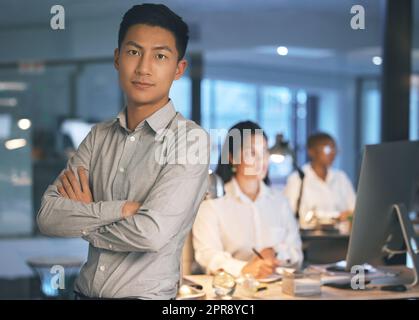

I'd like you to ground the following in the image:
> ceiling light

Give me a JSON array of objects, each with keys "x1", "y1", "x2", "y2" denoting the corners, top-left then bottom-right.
[
  {"x1": 18, "y1": 119, "x2": 31, "y2": 130},
  {"x1": 5, "y1": 138, "x2": 27, "y2": 150},
  {"x1": 372, "y1": 56, "x2": 382, "y2": 65},
  {"x1": 276, "y1": 46, "x2": 288, "y2": 56}
]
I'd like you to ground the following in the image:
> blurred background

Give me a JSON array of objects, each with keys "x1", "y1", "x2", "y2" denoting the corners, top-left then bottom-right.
[{"x1": 0, "y1": 0, "x2": 418, "y2": 299}]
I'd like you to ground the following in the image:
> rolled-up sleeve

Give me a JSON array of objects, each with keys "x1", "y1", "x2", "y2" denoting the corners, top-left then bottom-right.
[
  {"x1": 37, "y1": 126, "x2": 125, "y2": 238},
  {"x1": 273, "y1": 201, "x2": 304, "y2": 268},
  {"x1": 84, "y1": 129, "x2": 210, "y2": 252},
  {"x1": 193, "y1": 201, "x2": 247, "y2": 277}
]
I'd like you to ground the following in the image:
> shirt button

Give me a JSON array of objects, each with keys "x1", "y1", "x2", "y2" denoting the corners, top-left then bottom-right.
[
  {"x1": 129, "y1": 136, "x2": 136, "y2": 142},
  {"x1": 99, "y1": 265, "x2": 105, "y2": 272},
  {"x1": 119, "y1": 167, "x2": 125, "y2": 173}
]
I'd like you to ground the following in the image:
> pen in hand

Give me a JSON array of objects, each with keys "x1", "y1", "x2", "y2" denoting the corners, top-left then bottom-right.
[
  {"x1": 252, "y1": 247, "x2": 291, "y2": 266},
  {"x1": 252, "y1": 248, "x2": 265, "y2": 260}
]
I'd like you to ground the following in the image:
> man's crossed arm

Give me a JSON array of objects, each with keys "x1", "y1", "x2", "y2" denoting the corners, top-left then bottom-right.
[
  {"x1": 37, "y1": 125, "x2": 209, "y2": 252},
  {"x1": 58, "y1": 166, "x2": 140, "y2": 219}
]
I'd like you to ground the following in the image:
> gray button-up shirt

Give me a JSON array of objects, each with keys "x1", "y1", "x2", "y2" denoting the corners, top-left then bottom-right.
[{"x1": 37, "y1": 100, "x2": 209, "y2": 299}]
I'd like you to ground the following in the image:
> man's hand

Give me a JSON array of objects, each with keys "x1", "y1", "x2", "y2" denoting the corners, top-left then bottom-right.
[
  {"x1": 58, "y1": 166, "x2": 141, "y2": 219},
  {"x1": 121, "y1": 201, "x2": 141, "y2": 219},
  {"x1": 58, "y1": 166, "x2": 93, "y2": 204}
]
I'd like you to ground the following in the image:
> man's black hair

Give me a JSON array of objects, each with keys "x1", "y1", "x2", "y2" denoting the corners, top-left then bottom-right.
[
  {"x1": 118, "y1": 3, "x2": 189, "y2": 60},
  {"x1": 307, "y1": 132, "x2": 335, "y2": 149}
]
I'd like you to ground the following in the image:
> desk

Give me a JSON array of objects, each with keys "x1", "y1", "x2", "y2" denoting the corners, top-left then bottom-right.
[
  {"x1": 300, "y1": 229, "x2": 349, "y2": 264},
  {"x1": 183, "y1": 267, "x2": 419, "y2": 300}
]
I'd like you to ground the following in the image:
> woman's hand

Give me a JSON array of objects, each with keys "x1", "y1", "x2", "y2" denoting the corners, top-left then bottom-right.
[
  {"x1": 241, "y1": 252, "x2": 280, "y2": 279},
  {"x1": 339, "y1": 210, "x2": 353, "y2": 222}
]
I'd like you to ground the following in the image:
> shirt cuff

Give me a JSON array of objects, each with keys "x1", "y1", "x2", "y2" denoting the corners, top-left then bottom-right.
[
  {"x1": 208, "y1": 254, "x2": 247, "y2": 278},
  {"x1": 224, "y1": 259, "x2": 248, "y2": 278},
  {"x1": 274, "y1": 243, "x2": 302, "y2": 268},
  {"x1": 92, "y1": 200, "x2": 126, "y2": 224}
]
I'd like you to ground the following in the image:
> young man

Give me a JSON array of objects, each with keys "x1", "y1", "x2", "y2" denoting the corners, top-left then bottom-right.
[
  {"x1": 283, "y1": 132, "x2": 356, "y2": 224},
  {"x1": 37, "y1": 4, "x2": 209, "y2": 300}
]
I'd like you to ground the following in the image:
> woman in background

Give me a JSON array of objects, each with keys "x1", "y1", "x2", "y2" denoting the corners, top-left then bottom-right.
[
  {"x1": 283, "y1": 132, "x2": 356, "y2": 224},
  {"x1": 193, "y1": 121, "x2": 303, "y2": 279}
]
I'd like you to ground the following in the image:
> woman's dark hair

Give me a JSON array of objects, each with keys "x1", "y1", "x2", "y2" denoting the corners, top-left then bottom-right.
[
  {"x1": 307, "y1": 132, "x2": 335, "y2": 149},
  {"x1": 215, "y1": 121, "x2": 271, "y2": 185},
  {"x1": 118, "y1": 4, "x2": 189, "y2": 60}
]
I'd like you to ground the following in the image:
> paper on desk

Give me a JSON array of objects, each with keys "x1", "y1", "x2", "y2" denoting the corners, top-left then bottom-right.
[
  {"x1": 258, "y1": 273, "x2": 282, "y2": 283},
  {"x1": 257, "y1": 267, "x2": 296, "y2": 283}
]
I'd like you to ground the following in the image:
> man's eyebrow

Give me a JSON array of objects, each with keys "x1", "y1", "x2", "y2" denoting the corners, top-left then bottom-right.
[
  {"x1": 153, "y1": 45, "x2": 173, "y2": 53},
  {"x1": 125, "y1": 41, "x2": 142, "y2": 49},
  {"x1": 125, "y1": 41, "x2": 173, "y2": 53}
]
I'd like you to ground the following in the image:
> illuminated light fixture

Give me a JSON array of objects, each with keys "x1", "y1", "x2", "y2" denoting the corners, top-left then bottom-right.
[
  {"x1": 372, "y1": 56, "x2": 382, "y2": 65},
  {"x1": 270, "y1": 154, "x2": 285, "y2": 164},
  {"x1": 269, "y1": 134, "x2": 305, "y2": 219},
  {"x1": 208, "y1": 169, "x2": 213, "y2": 175},
  {"x1": 255, "y1": 46, "x2": 333, "y2": 58},
  {"x1": 0, "y1": 98, "x2": 17, "y2": 107},
  {"x1": 0, "y1": 82, "x2": 27, "y2": 91},
  {"x1": 276, "y1": 46, "x2": 288, "y2": 56},
  {"x1": 5, "y1": 138, "x2": 27, "y2": 150},
  {"x1": 18, "y1": 119, "x2": 31, "y2": 130}
]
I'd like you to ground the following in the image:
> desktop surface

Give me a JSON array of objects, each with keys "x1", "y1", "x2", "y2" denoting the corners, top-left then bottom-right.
[{"x1": 183, "y1": 266, "x2": 419, "y2": 300}]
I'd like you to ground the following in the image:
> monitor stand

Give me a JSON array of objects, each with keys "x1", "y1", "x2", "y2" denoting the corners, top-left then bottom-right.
[{"x1": 382, "y1": 204, "x2": 419, "y2": 288}]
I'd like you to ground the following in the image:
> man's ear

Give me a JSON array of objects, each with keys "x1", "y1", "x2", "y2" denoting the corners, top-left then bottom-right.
[
  {"x1": 174, "y1": 59, "x2": 188, "y2": 80},
  {"x1": 114, "y1": 48, "x2": 120, "y2": 71}
]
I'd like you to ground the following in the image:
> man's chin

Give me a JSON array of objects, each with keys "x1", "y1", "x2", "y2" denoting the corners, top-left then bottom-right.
[{"x1": 126, "y1": 97, "x2": 157, "y2": 108}]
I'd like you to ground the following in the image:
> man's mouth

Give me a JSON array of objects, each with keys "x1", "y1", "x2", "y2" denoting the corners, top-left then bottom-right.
[{"x1": 131, "y1": 81, "x2": 154, "y2": 89}]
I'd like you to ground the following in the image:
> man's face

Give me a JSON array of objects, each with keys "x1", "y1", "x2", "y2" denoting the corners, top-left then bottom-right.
[
  {"x1": 114, "y1": 24, "x2": 187, "y2": 108},
  {"x1": 308, "y1": 140, "x2": 337, "y2": 167}
]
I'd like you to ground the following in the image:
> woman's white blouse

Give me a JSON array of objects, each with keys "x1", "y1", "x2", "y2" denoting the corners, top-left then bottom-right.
[
  {"x1": 283, "y1": 164, "x2": 356, "y2": 221},
  {"x1": 192, "y1": 178, "x2": 303, "y2": 277}
]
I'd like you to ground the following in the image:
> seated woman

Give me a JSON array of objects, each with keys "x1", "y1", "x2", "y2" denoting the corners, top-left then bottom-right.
[
  {"x1": 193, "y1": 121, "x2": 303, "y2": 279},
  {"x1": 283, "y1": 132, "x2": 356, "y2": 224}
]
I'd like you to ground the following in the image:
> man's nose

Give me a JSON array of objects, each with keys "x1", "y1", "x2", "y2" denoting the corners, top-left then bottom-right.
[{"x1": 135, "y1": 54, "x2": 152, "y2": 75}]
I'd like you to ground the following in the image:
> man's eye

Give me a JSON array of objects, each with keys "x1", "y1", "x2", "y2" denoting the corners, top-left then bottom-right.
[
  {"x1": 156, "y1": 54, "x2": 167, "y2": 60},
  {"x1": 128, "y1": 50, "x2": 139, "y2": 56}
]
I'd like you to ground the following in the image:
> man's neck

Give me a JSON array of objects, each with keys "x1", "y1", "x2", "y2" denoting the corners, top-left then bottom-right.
[{"x1": 126, "y1": 97, "x2": 169, "y2": 131}]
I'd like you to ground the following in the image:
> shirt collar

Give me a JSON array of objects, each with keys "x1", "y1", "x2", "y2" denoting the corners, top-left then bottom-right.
[
  {"x1": 225, "y1": 177, "x2": 270, "y2": 203},
  {"x1": 116, "y1": 99, "x2": 177, "y2": 133},
  {"x1": 303, "y1": 163, "x2": 335, "y2": 183}
]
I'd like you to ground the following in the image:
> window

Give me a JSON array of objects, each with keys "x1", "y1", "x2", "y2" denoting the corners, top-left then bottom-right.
[
  {"x1": 201, "y1": 79, "x2": 311, "y2": 185},
  {"x1": 202, "y1": 79, "x2": 258, "y2": 168},
  {"x1": 170, "y1": 77, "x2": 191, "y2": 119},
  {"x1": 359, "y1": 79, "x2": 381, "y2": 146},
  {"x1": 410, "y1": 75, "x2": 419, "y2": 140},
  {"x1": 260, "y1": 86, "x2": 293, "y2": 146}
]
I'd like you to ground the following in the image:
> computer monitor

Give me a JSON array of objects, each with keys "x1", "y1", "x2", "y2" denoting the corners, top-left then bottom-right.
[{"x1": 346, "y1": 140, "x2": 419, "y2": 287}]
